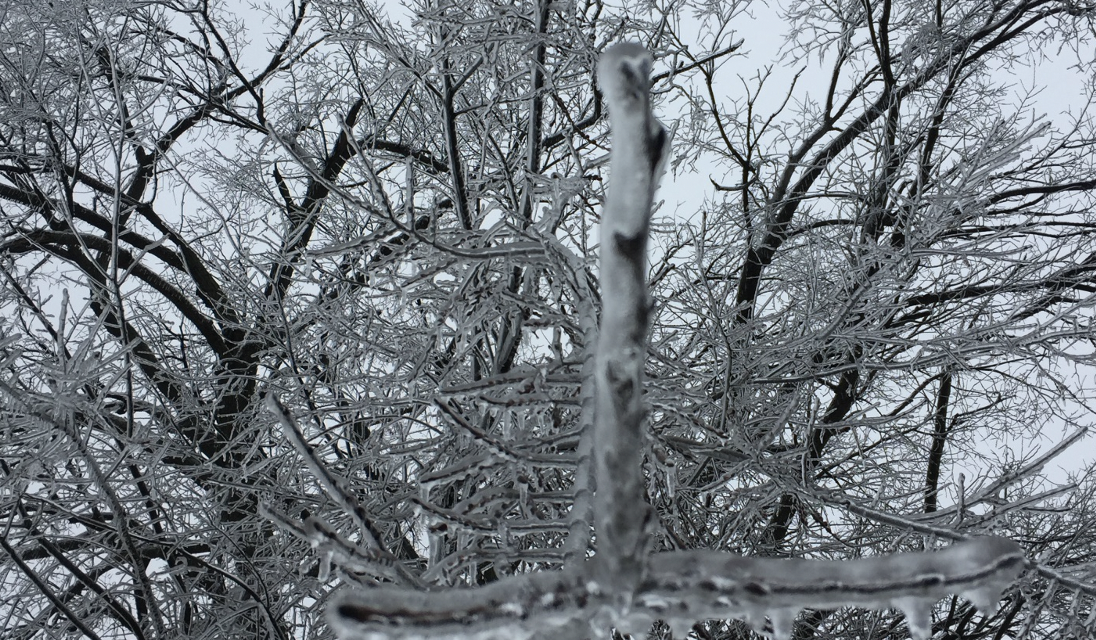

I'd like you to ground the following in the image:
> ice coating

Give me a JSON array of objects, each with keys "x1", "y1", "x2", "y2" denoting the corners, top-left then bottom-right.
[
  {"x1": 320, "y1": 44, "x2": 1029, "y2": 640},
  {"x1": 641, "y1": 537, "x2": 1024, "y2": 612},
  {"x1": 768, "y1": 609, "x2": 797, "y2": 640},
  {"x1": 329, "y1": 568, "x2": 590, "y2": 640},
  {"x1": 330, "y1": 537, "x2": 1025, "y2": 640}
]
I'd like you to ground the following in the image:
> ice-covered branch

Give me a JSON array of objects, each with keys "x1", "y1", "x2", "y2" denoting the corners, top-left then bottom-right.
[
  {"x1": 329, "y1": 537, "x2": 1024, "y2": 640},
  {"x1": 591, "y1": 42, "x2": 669, "y2": 594},
  {"x1": 315, "y1": 44, "x2": 1029, "y2": 640},
  {"x1": 329, "y1": 567, "x2": 590, "y2": 640},
  {"x1": 637, "y1": 537, "x2": 1026, "y2": 640}
]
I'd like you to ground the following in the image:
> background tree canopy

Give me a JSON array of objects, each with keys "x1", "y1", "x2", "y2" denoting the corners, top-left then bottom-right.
[{"x1": 2, "y1": 0, "x2": 1096, "y2": 638}]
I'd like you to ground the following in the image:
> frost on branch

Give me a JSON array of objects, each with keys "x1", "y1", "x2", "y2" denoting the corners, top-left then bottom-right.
[{"x1": 299, "y1": 43, "x2": 1030, "y2": 640}]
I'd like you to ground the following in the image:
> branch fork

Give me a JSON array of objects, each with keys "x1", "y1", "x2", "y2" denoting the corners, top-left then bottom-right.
[{"x1": 279, "y1": 43, "x2": 1028, "y2": 640}]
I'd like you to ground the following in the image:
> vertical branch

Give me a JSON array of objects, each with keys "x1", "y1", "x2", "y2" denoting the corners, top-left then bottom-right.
[
  {"x1": 519, "y1": 0, "x2": 551, "y2": 226},
  {"x1": 437, "y1": 38, "x2": 473, "y2": 230},
  {"x1": 925, "y1": 371, "x2": 953, "y2": 513},
  {"x1": 565, "y1": 282, "x2": 601, "y2": 564},
  {"x1": 593, "y1": 43, "x2": 668, "y2": 594}
]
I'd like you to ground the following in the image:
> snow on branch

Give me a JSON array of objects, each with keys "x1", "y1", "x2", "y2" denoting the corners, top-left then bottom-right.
[{"x1": 271, "y1": 43, "x2": 1030, "y2": 640}]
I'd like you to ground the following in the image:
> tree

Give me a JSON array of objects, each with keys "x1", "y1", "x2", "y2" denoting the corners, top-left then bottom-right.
[
  {"x1": 0, "y1": 1, "x2": 1094, "y2": 639},
  {"x1": 318, "y1": 40, "x2": 1024, "y2": 640}
]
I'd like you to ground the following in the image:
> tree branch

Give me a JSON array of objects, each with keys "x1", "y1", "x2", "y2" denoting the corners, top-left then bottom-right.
[{"x1": 312, "y1": 44, "x2": 1029, "y2": 640}]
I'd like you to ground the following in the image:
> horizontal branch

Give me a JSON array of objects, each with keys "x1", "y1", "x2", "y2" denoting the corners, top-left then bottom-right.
[
  {"x1": 328, "y1": 538, "x2": 1026, "y2": 640},
  {"x1": 329, "y1": 567, "x2": 589, "y2": 640},
  {"x1": 638, "y1": 537, "x2": 1025, "y2": 639}
]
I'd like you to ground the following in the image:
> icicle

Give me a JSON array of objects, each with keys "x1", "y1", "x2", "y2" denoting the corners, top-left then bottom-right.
[
  {"x1": 768, "y1": 609, "x2": 797, "y2": 640},
  {"x1": 961, "y1": 584, "x2": 1004, "y2": 614},
  {"x1": 666, "y1": 617, "x2": 693, "y2": 639},
  {"x1": 744, "y1": 609, "x2": 768, "y2": 636},
  {"x1": 894, "y1": 597, "x2": 934, "y2": 640},
  {"x1": 318, "y1": 549, "x2": 333, "y2": 582},
  {"x1": 613, "y1": 620, "x2": 641, "y2": 639}
]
